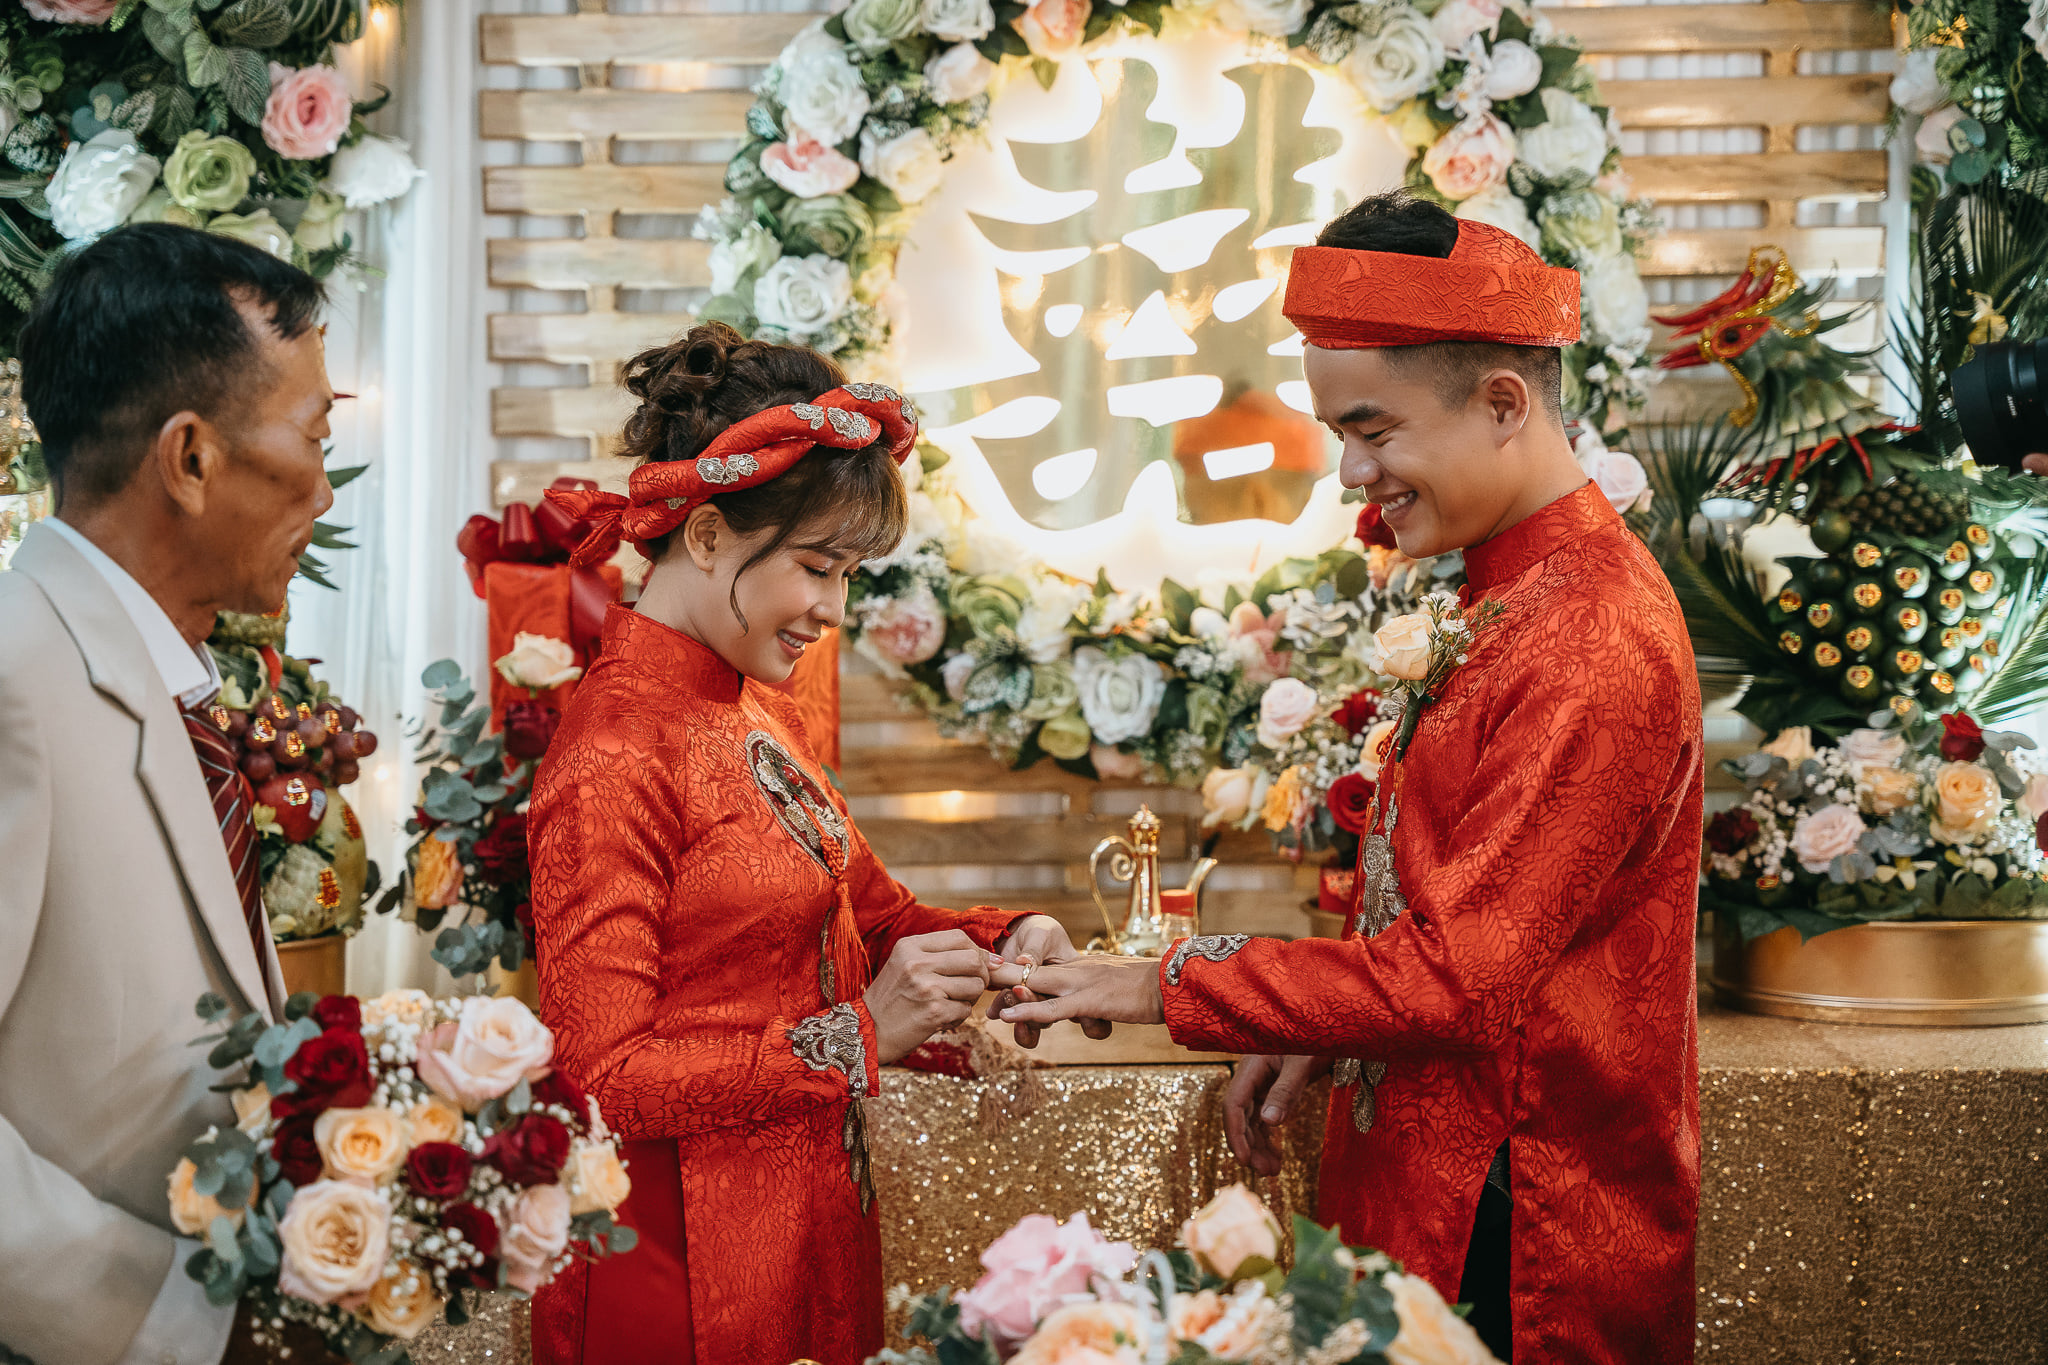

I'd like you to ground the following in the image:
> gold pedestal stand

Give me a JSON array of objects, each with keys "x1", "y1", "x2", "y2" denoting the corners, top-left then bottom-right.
[
  {"x1": 274, "y1": 933, "x2": 347, "y2": 999},
  {"x1": 1710, "y1": 917, "x2": 2048, "y2": 1026}
]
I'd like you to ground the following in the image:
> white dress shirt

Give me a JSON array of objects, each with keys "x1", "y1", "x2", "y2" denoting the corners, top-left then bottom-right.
[{"x1": 40, "y1": 517, "x2": 237, "y2": 1364}]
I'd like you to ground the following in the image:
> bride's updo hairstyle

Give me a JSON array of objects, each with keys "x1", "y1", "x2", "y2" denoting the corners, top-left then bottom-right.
[{"x1": 619, "y1": 321, "x2": 909, "y2": 621}]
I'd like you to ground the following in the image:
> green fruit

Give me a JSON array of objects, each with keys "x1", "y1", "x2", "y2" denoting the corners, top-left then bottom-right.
[
  {"x1": 1805, "y1": 599, "x2": 1845, "y2": 637},
  {"x1": 1810, "y1": 510, "x2": 1855, "y2": 553},
  {"x1": 1925, "y1": 670, "x2": 1958, "y2": 701},
  {"x1": 1880, "y1": 645, "x2": 1928, "y2": 685},
  {"x1": 1927, "y1": 625, "x2": 1967, "y2": 670},
  {"x1": 1887, "y1": 602, "x2": 1929, "y2": 645},
  {"x1": 1776, "y1": 626, "x2": 1808, "y2": 658},
  {"x1": 1770, "y1": 581, "x2": 1807, "y2": 624},
  {"x1": 1956, "y1": 657, "x2": 1990, "y2": 694},
  {"x1": 1886, "y1": 551, "x2": 1932, "y2": 599},
  {"x1": 1847, "y1": 578, "x2": 1887, "y2": 616},
  {"x1": 2005, "y1": 531, "x2": 2038, "y2": 560},
  {"x1": 1929, "y1": 584, "x2": 1968, "y2": 625},
  {"x1": 1808, "y1": 639, "x2": 1847, "y2": 675},
  {"x1": 1963, "y1": 562, "x2": 2005, "y2": 610},
  {"x1": 1846, "y1": 539, "x2": 1887, "y2": 572},
  {"x1": 1957, "y1": 617, "x2": 1991, "y2": 650},
  {"x1": 1840, "y1": 663, "x2": 1882, "y2": 703},
  {"x1": 1965, "y1": 524, "x2": 1996, "y2": 562},
  {"x1": 1807, "y1": 560, "x2": 1848, "y2": 596},
  {"x1": 1842, "y1": 623, "x2": 1879, "y2": 658},
  {"x1": 1935, "y1": 537, "x2": 1974, "y2": 580}
]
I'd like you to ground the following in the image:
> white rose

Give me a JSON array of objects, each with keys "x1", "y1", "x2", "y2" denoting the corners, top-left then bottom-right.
[
  {"x1": 1255, "y1": 677, "x2": 1319, "y2": 749},
  {"x1": 1071, "y1": 646, "x2": 1166, "y2": 744},
  {"x1": 495, "y1": 631, "x2": 583, "y2": 691},
  {"x1": 293, "y1": 190, "x2": 347, "y2": 253},
  {"x1": 1537, "y1": 187, "x2": 1621, "y2": 263},
  {"x1": 1583, "y1": 448, "x2": 1651, "y2": 515},
  {"x1": 1792, "y1": 803, "x2": 1866, "y2": 874},
  {"x1": 941, "y1": 650, "x2": 978, "y2": 701},
  {"x1": 956, "y1": 517, "x2": 1030, "y2": 576},
  {"x1": 1482, "y1": 38, "x2": 1542, "y2": 100},
  {"x1": 859, "y1": 126, "x2": 944, "y2": 205},
  {"x1": 1344, "y1": 8, "x2": 1445, "y2": 113},
  {"x1": 1430, "y1": 0, "x2": 1503, "y2": 49},
  {"x1": 1517, "y1": 87, "x2": 1608, "y2": 181},
  {"x1": 276, "y1": 1180, "x2": 391, "y2": 1305},
  {"x1": 923, "y1": 0, "x2": 996, "y2": 42},
  {"x1": 709, "y1": 221, "x2": 783, "y2": 296},
  {"x1": 324, "y1": 134, "x2": 420, "y2": 210},
  {"x1": 1838, "y1": 728, "x2": 1907, "y2": 774},
  {"x1": 776, "y1": 27, "x2": 872, "y2": 148},
  {"x1": 1583, "y1": 254, "x2": 1646, "y2": 347},
  {"x1": 417, "y1": 996, "x2": 556, "y2": 1112},
  {"x1": 845, "y1": 0, "x2": 922, "y2": 50},
  {"x1": 47, "y1": 130, "x2": 160, "y2": 241},
  {"x1": 1239, "y1": 0, "x2": 1311, "y2": 37},
  {"x1": 1018, "y1": 580, "x2": 1087, "y2": 664},
  {"x1": 1889, "y1": 48, "x2": 1950, "y2": 117},
  {"x1": 208, "y1": 209, "x2": 296, "y2": 261},
  {"x1": 1372, "y1": 613, "x2": 1433, "y2": 681},
  {"x1": 1189, "y1": 606, "x2": 1229, "y2": 640},
  {"x1": 1455, "y1": 185, "x2": 1538, "y2": 250},
  {"x1": 926, "y1": 41, "x2": 996, "y2": 104},
  {"x1": 2029, "y1": 0, "x2": 2048, "y2": 64},
  {"x1": 1915, "y1": 104, "x2": 1963, "y2": 165},
  {"x1": 754, "y1": 253, "x2": 853, "y2": 337}
]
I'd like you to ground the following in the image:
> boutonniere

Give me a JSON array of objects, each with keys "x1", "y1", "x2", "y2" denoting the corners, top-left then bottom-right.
[{"x1": 1372, "y1": 590, "x2": 1507, "y2": 759}]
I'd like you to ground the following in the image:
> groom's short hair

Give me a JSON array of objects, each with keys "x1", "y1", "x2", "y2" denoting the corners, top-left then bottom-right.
[{"x1": 1315, "y1": 193, "x2": 1565, "y2": 426}]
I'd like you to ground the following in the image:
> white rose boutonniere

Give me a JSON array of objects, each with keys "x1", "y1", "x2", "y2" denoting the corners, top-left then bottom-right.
[
  {"x1": 1378, "y1": 590, "x2": 1505, "y2": 760},
  {"x1": 48, "y1": 129, "x2": 160, "y2": 240}
]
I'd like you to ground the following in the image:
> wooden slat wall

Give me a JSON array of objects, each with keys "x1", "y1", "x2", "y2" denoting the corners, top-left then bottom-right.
[{"x1": 480, "y1": 1, "x2": 1875, "y2": 918}]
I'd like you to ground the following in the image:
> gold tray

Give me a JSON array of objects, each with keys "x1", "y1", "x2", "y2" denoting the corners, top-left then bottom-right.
[{"x1": 1710, "y1": 917, "x2": 2048, "y2": 1027}]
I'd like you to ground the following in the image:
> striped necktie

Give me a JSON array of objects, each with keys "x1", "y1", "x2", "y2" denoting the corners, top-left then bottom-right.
[{"x1": 181, "y1": 705, "x2": 272, "y2": 980}]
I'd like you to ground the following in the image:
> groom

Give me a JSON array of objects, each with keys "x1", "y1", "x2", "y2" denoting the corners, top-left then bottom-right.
[{"x1": 997, "y1": 194, "x2": 1704, "y2": 1363}]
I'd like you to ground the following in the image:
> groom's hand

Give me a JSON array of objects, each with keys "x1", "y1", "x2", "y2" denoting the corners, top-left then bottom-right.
[
  {"x1": 990, "y1": 915, "x2": 1112, "y2": 1046},
  {"x1": 990, "y1": 955, "x2": 1165, "y2": 1034},
  {"x1": 1224, "y1": 1054, "x2": 1334, "y2": 1176}
]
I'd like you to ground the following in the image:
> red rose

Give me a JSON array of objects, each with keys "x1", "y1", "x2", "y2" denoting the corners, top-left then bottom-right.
[
  {"x1": 310, "y1": 995, "x2": 361, "y2": 1034},
  {"x1": 2037, "y1": 811, "x2": 2048, "y2": 857},
  {"x1": 1354, "y1": 502, "x2": 1398, "y2": 550},
  {"x1": 502, "y1": 701, "x2": 561, "y2": 762},
  {"x1": 271, "y1": 1116, "x2": 322, "y2": 1187},
  {"x1": 406, "y1": 1141, "x2": 476, "y2": 1200},
  {"x1": 483, "y1": 1112, "x2": 572, "y2": 1187},
  {"x1": 276, "y1": 1029, "x2": 372, "y2": 1115},
  {"x1": 1326, "y1": 772, "x2": 1376, "y2": 835},
  {"x1": 473, "y1": 814, "x2": 530, "y2": 887},
  {"x1": 530, "y1": 1068, "x2": 587, "y2": 1120},
  {"x1": 1705, "y1": 808, "x2": 1761, "y2": 856},
  {"x1": 441, "y1": 1201, "x2": 502, "y2": 1289},
  {"x1": 1332, "y1": 689, "x2": 1383, "y2": 736},
  {"x1": 1940, "y1": 711, "x2": 1986, "y2": 762}
]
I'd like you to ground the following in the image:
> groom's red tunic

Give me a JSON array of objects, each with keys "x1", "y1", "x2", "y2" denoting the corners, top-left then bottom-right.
[{"x1": 1162, "y1": 485, "x2": 1703, "y2": 1362}]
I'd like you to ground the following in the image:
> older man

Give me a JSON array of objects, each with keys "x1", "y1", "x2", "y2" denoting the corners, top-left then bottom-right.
[{"x1": 0, "y1": 225, "x2": 334, "y2": 1365}]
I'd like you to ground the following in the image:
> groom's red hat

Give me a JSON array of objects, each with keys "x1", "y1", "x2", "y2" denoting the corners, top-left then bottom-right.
[{"x1": 1281, "y1": 219, "x2": 1582, "y2": 350}]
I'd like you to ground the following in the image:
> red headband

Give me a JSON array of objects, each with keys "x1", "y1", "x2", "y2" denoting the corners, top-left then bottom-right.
[
  {"x1": 1281, "y1": 220, "x2": 1581, "y2": 350},
  {"x1": 545, "y1": 383, "x2": 920, "y2": 569}
]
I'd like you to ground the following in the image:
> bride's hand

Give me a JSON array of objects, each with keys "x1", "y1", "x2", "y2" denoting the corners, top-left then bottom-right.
[
  {"x1": 862, "y1": 930, "x2": 993, "y2": 1065},
  {"x1": 989, "y1": 915, "x2": 1112, "y2": 1046}
]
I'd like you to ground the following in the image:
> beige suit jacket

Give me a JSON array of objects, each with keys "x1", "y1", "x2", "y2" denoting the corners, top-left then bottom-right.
[{"x1": 0, "y1": 524, "x2": 285, "y2": 1365}]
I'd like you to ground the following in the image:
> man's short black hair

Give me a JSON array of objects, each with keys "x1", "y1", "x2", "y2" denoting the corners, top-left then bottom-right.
[
  {"x1": 17, "y1": 223, "x2": 324, "y2": 506},
  {"x1": 1315, "y1": 192, "x2": 1565, "y2": 425}
]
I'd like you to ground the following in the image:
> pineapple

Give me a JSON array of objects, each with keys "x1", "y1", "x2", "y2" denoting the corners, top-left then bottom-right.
[{"x1": 1813, "y1": 471, "x2": 1973, "y2": 538}]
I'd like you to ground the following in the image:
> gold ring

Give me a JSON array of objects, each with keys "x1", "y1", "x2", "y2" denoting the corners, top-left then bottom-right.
[{"x1": 1017, "y1": 956, "x2": 1036, "y2": 988}]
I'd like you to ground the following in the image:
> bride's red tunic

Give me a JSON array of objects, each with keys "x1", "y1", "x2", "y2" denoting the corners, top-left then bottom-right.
[
  {"x1": 527, "y1": 607, "x2": 1021, "y2": 1365},
  {"x1": 1160, "y1": 485, "x2": 1705, "y2": 1362}
]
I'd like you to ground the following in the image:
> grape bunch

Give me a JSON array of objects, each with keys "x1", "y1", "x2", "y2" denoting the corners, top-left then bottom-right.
[
  {"x1": 1769, "y1": 518, "x2": 2034, "y2": 710},
  {"x1": 209, "y1": 694, "x2": 379, "y2": 792}
]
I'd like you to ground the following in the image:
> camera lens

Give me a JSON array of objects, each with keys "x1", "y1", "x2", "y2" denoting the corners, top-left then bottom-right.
[{"x1": 1954, "y1": 337, "x2": 2048, "y2": 471}]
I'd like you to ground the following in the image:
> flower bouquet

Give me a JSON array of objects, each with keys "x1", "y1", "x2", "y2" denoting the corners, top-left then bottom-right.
[
  {"x1": 377, "y1": 642, "x2": 576, "y2": 980},
  {"x1": 173, "y1": 988, "x2": 634, "y2": 1360},
  {"x1": 1703, "y1": 708, "x2": 2048, "y2": 942},
  {"x1": 876, "y1": 1184, "x2": 1498, "y2": 1365}
]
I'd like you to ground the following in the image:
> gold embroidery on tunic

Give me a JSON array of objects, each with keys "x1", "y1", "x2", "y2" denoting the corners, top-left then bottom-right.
[
  {"x1": 787, "y1": 1003, "x2": 876, "y2": 1213},
  {"x1": 1337, "y1": 794, "x2": 1403, "y2": 1134}
]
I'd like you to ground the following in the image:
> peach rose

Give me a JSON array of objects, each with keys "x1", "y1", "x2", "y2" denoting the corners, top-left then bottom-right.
[
  {"x1": 494, "y1": 632, "x2": 583, "y2": 691},
  {"x1": 23, "y1": 0, "x2": 117, "y2": 20},
  {"x1": 1422, "y1": 114, "x2": 1515, "y2": 201},
  {"x1": 567, "y1": 1141, "x2": 633, "y2": 1215},
  {"x1": 1384, "y1": 1271, "x2": 1496, "y2": 1365},
  {"x1": 1373, "y1": 614, "x2": 1433, "y2": 682},
  {"x1": 1182, "y1": 1184, "x2": 1281, "y2": 1279},
  {"x1": 1837, "y1": 728, "x2": 1906, "y2": 774},
  {"x1": 1091, "y1": 744, "x2": 1146, "y2": 781},
  {"x1": 1016, "y1": 0, "x2": 1089, "y2": 56},
  {"x1": 1761, "y1": 726, "x2": 1816, "y2": 766},
  {"x1": 276, "y1": 1180, "x2": 391, "y2": 1305},
  {"x1": 1169, "y1": 1282, "x2": 1280, "y2": 1360},
  {"x1": 315, "y1": 1107, "x2": 412, "y2": 1185},
  {"x1": 1791, "y1": 803, "x2": 1865, "y2": 874},
  {"x1": 1931, "y1": 761, "x2": 2002, "y2": 844},
  {"x1": 364, "y1": 988, "x2": 435, "y2": 1030},
  {"x1": 167, "y1": 1157, "x2": 249, "y2": 1236},
  {"x1": 760, "y1": 134, "x2": 861, "y2": 199},
  {"x1": 500, "y1": 1183, "x2": 573, "y2": 1294},
  {"x1": 1261, "y1": 765, "x2": 1309, "y2": 833},
  {"x1": 416, "y1": 996, "x2": 555, "y2": 1112},
  {"x1": 1358, "y1": 719, "x2": 1400, "y2": 782},
  {"x1": 411, "y1": 835, "x2": 464, "y2": 912},
  {"x1": 363, "y1": 1261, "x2": 443, "y2": 1339},
  {"x1": 1859, "y1": 766, "x2": 1920, "y2": 818},
  {"x1": 231, "y1": 1083, "x2": 273, "y2": 1136},
  {"x1": 1200, "y1": 767, "x2": 1257, "y2": 829},
  {"x1": 409, "y1": 1096, "x2": 464, "y2": 1147},
  {"x1": 262, "y1": 63, "x2": 352, "y2": 160},
  {"x1": 1011, "y1": 1302, "x2": 1149, "y2": 1365}
]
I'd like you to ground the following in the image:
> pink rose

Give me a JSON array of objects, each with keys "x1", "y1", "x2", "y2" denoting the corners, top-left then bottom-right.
[
  {"x1": 1422, "y1": 114, "x2": 1516, "y2": 201},
  {"x1": 1225, "y1": 601, "x2": 1288, "y2": 686},
  {"x1": 1090, "y1": 744, "x2": 1145, "y2": 781},
  {"x1": 865, "y1": 588, "x2": 947, "y2": 666},
  {"x1": 1791, "y1": 803, "x2": 1866, "y2": 875},
  {"x1": 1583, "y1": 448, "x2": 1651, "y2": 515},
  {"x1": 1255, "y1": 678, "x2": 1319, "y2": 750},
  {"x1": 760, "y1": 134, "x2": 861, "y2": 199},
  {"x1": 499, "y1": 1183, "x2": 573, "y2": 1293},
  {"x1": 416, "y1": 996, "x2": 555, "y2": 1113},
  {"x1": 1016, "y1": 0, "x2": 1089, "y2": 57},
  {"x1": 1915, "y1": 105, "x2": 1963, "y2": 165},
  {"x1": 956, "y1": 1212, "x2": 1137, "y2": 1350},
  {"x1": 1430, "y1": 0, "x2": 1503, "y2": 49},
  {"x1": 263, "y1": 64, "x2": 353, "y2": 161},
  {"x1": 22, "y1": 0, "x2": 117, "y2": 22}
]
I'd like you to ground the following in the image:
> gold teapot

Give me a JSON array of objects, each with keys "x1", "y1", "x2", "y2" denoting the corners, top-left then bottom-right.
[{"x1": 1089, "y1": 805, "x2": 1218, "y2": 957}]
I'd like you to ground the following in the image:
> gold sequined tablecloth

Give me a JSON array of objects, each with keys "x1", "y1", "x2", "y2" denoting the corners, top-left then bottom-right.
[{"x1": 412, "y1": 1001, "x2": 2048, "y2": 1365}]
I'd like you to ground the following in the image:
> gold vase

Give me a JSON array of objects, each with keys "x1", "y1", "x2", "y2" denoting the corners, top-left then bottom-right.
[
  {"x1": 1710, "y1": 917, "x2": 2048, "y2": 1026},
  {"x1": 275, "y1": 933, "x2": 348, "y2": 1000}
]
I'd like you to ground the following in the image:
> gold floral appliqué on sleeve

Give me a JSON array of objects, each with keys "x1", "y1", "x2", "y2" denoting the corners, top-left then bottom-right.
[
  {"x1": 787, "y1": 1003, "x2": 875, "y2": 1213},
  {"x1": 1163, "y1": 934, "x2": 1252, "y2": 986},
  {"x1": 1334, "y1": 795, "x2": 1402, "y2": 1134}
]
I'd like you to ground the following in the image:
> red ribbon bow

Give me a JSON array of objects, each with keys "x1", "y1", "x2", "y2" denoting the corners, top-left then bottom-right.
[{"x1": 457, "y1": 477, "x2": 613, "y2": 656}]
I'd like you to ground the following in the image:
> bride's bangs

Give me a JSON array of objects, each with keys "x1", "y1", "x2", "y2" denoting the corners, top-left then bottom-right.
[{"x1": 797, "y1": 446, "x2": 911, "y2": 563}]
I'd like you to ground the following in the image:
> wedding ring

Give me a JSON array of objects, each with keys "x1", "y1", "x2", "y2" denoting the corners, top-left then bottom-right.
[{"x1": 1016, "y1": 955, "x2": 1036, "y2": 988}]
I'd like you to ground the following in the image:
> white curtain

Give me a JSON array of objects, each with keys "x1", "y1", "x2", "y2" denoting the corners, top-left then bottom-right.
[{"x1": 290, "y1": 0, "x2": 492, "y2": 997}]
